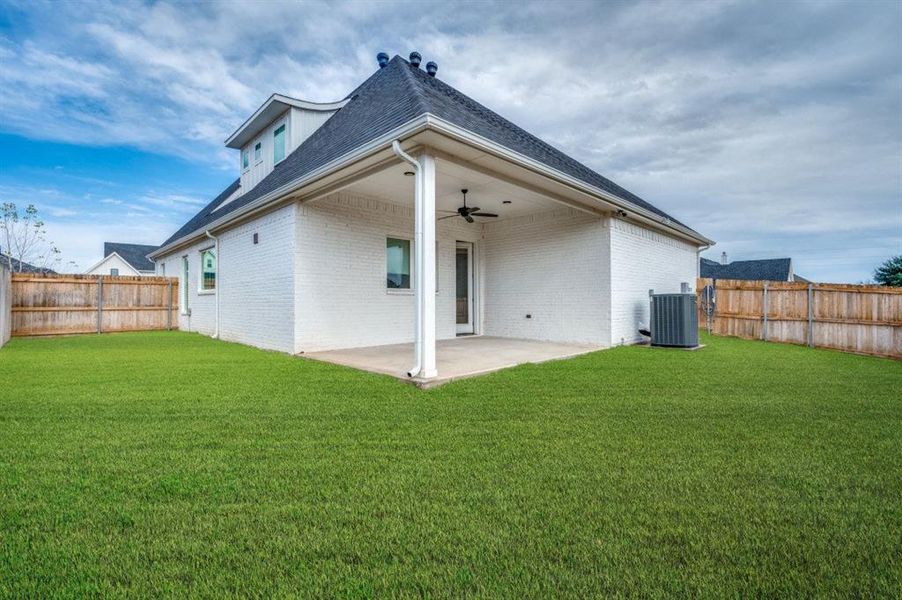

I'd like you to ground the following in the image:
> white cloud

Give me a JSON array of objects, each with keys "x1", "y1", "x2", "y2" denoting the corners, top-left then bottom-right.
[{"x1": 0, "y1": 0, "x2": 899, "y2": 281}]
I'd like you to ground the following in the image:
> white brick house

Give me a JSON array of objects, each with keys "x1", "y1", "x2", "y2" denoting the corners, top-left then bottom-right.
[{"x1": 150, "y1": 52, "x2": 712, "y2": 380}]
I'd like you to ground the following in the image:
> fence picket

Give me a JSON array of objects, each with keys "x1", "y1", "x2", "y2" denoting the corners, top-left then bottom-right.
[
  {"x1": 10, "y1": 273, "x2": 179, "y2": 337},
  {"x1": 698, "y1": 278, "x2": 900, "y2": 359}
]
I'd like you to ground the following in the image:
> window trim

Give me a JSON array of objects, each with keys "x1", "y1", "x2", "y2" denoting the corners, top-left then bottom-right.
[
  {"x1": 241, "y1": 149, "x2": 250, "y2": 172},
  {"x1": 198, "y1": 246, "x2": 217, "y2": 295},
  {"x1": 273, "y1": 121, "x2": 287, "y2": 164},
  {"x1": 253, "y1": 139, "x2": 263, "y2": 164},
  {"x1": 181, "y1": 256, "x2": 190, "y2": 314},
  {"x1": 384, "y1": 236, "x2": 440, "y2": 295},
  {"x1": 386, "y1": 236, "x2": 412, "y2": 294}
]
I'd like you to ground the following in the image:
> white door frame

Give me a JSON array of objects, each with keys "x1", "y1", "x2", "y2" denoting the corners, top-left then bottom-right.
[{"x1": 456, "y1": 241, "x2": 475, "y2": 335}]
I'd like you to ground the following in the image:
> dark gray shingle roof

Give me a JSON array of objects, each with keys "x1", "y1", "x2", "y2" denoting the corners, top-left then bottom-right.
[
  {"x1": 104, "y1": 242, "x2": 159, "y2": 272},
  {"x1": 701, "y1": 257, "x2": 793, "y2": 281},
  {"x1": 0, "y1": 253, "x2": 56, "y2": 274},
  {"x1": 162, "y1": 55, "x2": 701, "y2": 248}
]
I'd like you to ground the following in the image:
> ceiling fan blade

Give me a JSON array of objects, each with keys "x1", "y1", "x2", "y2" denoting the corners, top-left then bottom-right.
[
  {"x1": 465, "y1": 215, "x2": 475, "y2": 223},
  {"x1": 471, "y1": 212, "x2": 498, "y2": 217},
  {"x1": 437, "y1": 214, "x2": 459, "y2": 221},
  {"x1": 437, "y1": 209, "x2": 458, "y2": 214},
  {"x1": 466, "y1": 206, "x2": 481, "y2": 214}
]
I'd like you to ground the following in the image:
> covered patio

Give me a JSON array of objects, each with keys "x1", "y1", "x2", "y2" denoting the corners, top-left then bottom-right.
[
  {"x1": 293, "y1": 142, "x2": 614, "y2": 383},
  {"x1": 304, "y1": 336, "x2": 602, "y2": 387}
]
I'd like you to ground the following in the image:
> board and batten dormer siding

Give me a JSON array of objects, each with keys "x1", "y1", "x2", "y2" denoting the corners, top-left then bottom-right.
[{"x1": 237, "y1": 106, "x2": 338, "y2": 198}]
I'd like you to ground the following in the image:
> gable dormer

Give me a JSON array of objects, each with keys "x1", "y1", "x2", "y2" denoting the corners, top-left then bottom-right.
[{"x1": 225, "y1": 94, "x2": 347, "y2": 196}]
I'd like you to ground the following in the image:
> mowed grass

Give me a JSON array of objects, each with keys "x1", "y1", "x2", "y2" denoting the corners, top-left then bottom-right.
[{"x1": 0, "y1": 332, "x2": 899, "y2": 597}]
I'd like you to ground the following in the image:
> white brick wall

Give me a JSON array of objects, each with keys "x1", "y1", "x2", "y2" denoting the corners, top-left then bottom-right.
[
  {"x1": 155, "y1": 238, "x2": 217, "y2": 336},
  {"x1": 481, "y1": 208, "x2": 611, "y2": 345},
  {"x1": 294, "y1": 192, "x2": 480, "y2": 352},
  {"x1": 609, "y1": 218, "x2": 698, "y2": 345},
  {"x1": 155, "y1": 205, "x2": 297, "y2": 352},
  {"x1": 218, "y1": 203, "x2": 296, "y2": 352},
  {"x1": 154, "y1": 193, "x2": 702, "y2": 356}
]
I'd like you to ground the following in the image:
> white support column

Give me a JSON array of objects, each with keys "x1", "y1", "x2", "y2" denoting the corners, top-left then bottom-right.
[{"x1": 418, "y1": 152, "x2": 438, "y2": 378}]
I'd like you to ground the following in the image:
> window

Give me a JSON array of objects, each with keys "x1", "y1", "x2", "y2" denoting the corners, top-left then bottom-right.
[
  {"x1": 254, "y1": 141, "x2": 262, "y2": 163},
  {"x1": 386, "y1": 238, "x2": 410, "y2": 289},
  {"x1": 273, "y1": 124, "x2": 285, "y2": 163},
  {"x1": 160, "y1": 263, "x2": 166, "y2": 276},
  {"x1": 110, "y1": 268, "x2": 119, "y2": 276},
  {"x1": 200, "y1": 248, "x2": 216, "y2": 291},
  {"x1": 242, "y1": 150, "x2": 249, "y2": 171}
]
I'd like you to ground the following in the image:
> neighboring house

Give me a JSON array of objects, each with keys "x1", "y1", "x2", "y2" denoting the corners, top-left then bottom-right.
[
  {"x1": 150, "y1": 52, "x2": 714, "y2": 379},
  {"x1": 0, "y1": 250, "x2": 56, "y2": 274},
  {"x1": 700, "y1": 255, "x2": 808, "y2": 282},
  {"x1": 85, "y1": 242, "x2": 159, "y2": 276}
]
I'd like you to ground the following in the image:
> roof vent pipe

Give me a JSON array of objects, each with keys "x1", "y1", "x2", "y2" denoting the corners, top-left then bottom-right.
[
  {"x1": 426, "y1": 61, "x2": 438, "y2": 77},
  {"x1": 409, "y1": 52, "x2": 422, "y2": 68},
  {"x1": 377, "y1": 52, "x2": 389, "y2": 68}
]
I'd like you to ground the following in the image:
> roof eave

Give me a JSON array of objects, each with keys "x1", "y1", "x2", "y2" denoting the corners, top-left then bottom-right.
[
  {"x1": 84, "y1": 252, "x2": 142, "y2": 275},
  {"x1": 156, "y1": 113, "x2": 712, "y2": 258},
  {"x1": 150, "y1": 115, "x2": 432, "y2": 259},
  {"x1": 424, "y1": 114, "x2": 715, "y2": 246},
  {"x1": 224, "y1": 93, "x2": 350, "y2": 149}
]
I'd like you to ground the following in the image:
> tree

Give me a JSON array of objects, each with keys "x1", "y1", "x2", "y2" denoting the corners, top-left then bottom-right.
[
  {"x1": 873, "y1": 255, "x2": 902, "y2": 287},
  {"x1": 1, "y1": 202, "x2": 61, "y2": 273}
]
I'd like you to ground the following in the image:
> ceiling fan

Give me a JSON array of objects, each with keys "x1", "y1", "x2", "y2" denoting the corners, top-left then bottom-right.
[{"x1": 437, "y1": 189, "x2": 498, "y2": 223}]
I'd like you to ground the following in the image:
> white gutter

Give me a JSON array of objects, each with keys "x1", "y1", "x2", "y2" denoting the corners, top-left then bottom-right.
[
  {"x1": 205, "y1": 230, "x2": 220, "y2": 339},
  {"x1": 696, "y1": 244, "x2": 713, "y2": 280},
  {"x1": 150, "y1": 115, "x2": 431, "y2": 260},
  {"x1": 152, "y1": 112, "x2": 712, "y2": 261},
  {"x1": 391, "y1": 141, "x2": 423, "y2": 378},
  {"x1": 424, "y1": 115, "x2": 715, "y2": 246}
]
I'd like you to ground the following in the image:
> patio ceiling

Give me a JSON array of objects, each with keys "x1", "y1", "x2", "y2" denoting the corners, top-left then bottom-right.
[{"x1": 343, "y1": 157, "x2": 570, "y2": 219}]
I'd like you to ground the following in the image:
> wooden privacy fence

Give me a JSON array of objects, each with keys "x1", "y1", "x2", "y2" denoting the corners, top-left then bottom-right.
[
  {"x1": 10, "y1": 273, "x2": 179, "y2": 337},
  {"x1": 697, "y1": 278, "x2": 901, "y2": 359}
]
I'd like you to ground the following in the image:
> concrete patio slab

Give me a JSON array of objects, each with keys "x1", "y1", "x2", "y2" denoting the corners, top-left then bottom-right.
[{"x1": 303, "y1": 336, "x2": 603, "y2": 387}]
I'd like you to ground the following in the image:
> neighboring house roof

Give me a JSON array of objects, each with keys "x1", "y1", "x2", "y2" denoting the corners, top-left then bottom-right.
[
  {"x1": 701, "y1": 257, "x2": 794, "y2": 281},
  {"x1": 160, "y1": 55, "x2": 705, "y2": 251},
  {"x1": 0, "y1": 252, "x2": 55, "y2": 274},
  {"x1": 103, "y1": 242, "x2": 158, "y2": 272}
]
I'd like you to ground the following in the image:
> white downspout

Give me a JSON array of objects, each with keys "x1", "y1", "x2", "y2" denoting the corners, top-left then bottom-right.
[
  {"x1": 696, "y1": 244, "x2": 712, "y2": 280},
  {"x1": 391, "y1": 140, "x2": 422, "y2": 378},
  {"x1": 205, "y1": 230, "x2": 220, "y2": 339}
]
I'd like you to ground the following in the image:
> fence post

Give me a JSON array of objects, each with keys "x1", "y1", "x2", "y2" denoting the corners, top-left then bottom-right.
[
  {"x1": 807, "y1": 283, "x2": 814, "y2": 348},
  {"x1": 762, "y1": 282, "x2": 768, "y2": 342},
  {"x1": 167, "y1": 279, "x2": 173, "y2": 330},
  {"x1": 96, "y1": 276, "x2": 103, "y2": 334}
]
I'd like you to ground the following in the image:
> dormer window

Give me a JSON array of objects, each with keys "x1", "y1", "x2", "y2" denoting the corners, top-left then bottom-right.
[
  {"x1": 254, "y1": 141, "x2": 262, "y2": 163},
  {"x1": 273, "y1": 124, "x2": 286, "y2": 164},
  {"x1": 242, "y1": 150, "x2": 249, "y2": 171}
]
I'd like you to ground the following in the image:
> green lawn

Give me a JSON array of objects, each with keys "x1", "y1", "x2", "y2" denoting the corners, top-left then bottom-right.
[{"x1": 0, "y1": 332, "x2": 899, "y2": 597}]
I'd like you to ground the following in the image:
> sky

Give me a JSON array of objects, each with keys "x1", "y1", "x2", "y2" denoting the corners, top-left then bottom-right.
[{"x1": 0, "y1": 0, "x2": 899, "y2": 282}]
